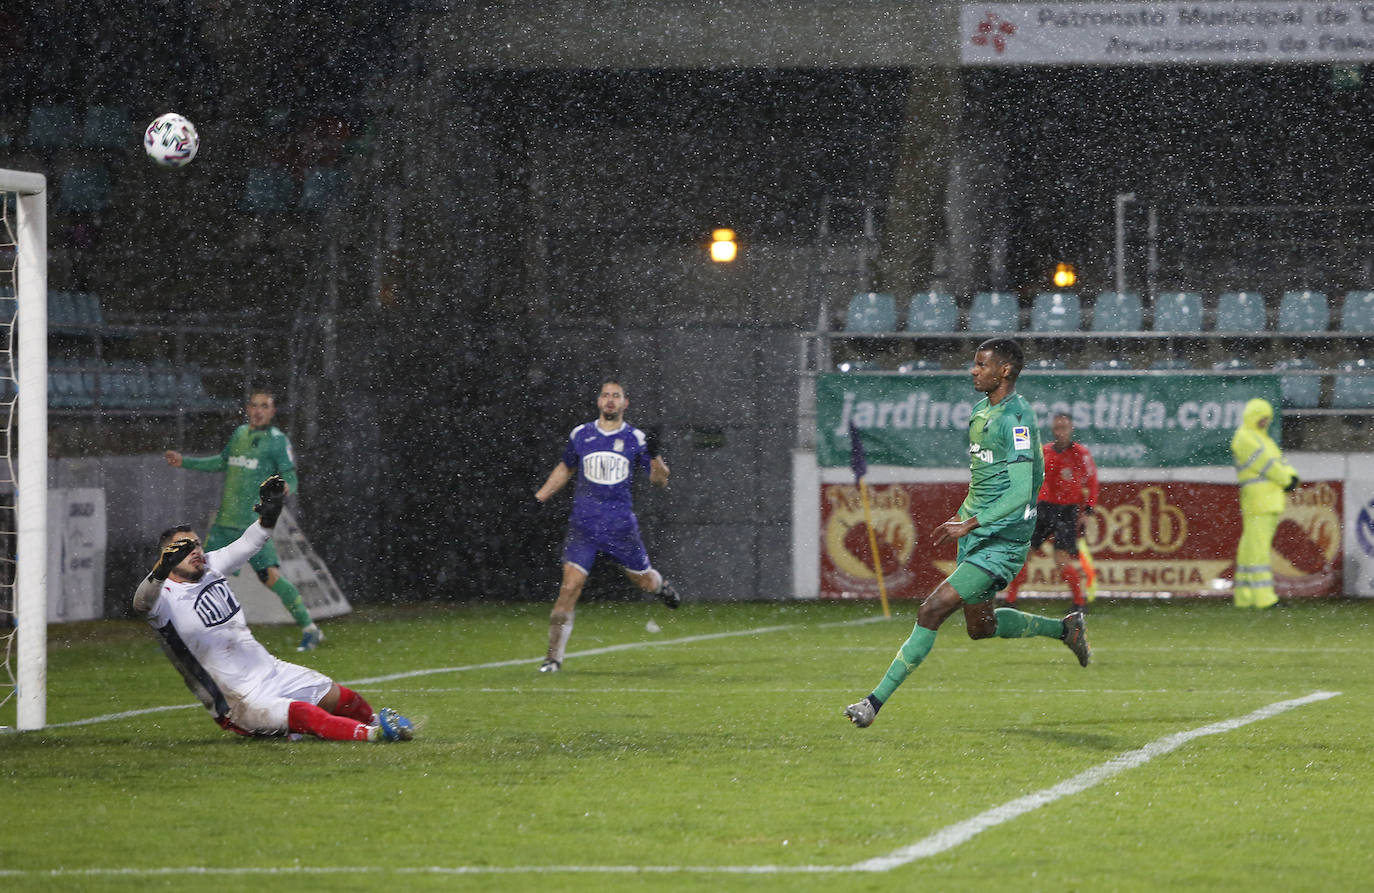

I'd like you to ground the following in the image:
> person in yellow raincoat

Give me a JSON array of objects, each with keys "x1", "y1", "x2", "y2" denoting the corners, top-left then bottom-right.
[{"x1": 1230, "y1": 398, "x2": 1299, "y2": 609}]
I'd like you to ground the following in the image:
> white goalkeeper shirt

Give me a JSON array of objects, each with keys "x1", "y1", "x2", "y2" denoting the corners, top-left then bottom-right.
[{"x1": 140, "y1": 524, "x2": 277, "y2": 722}]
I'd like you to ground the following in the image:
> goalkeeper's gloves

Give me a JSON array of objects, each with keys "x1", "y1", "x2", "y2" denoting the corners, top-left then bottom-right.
[
  {"x1": 1284, "y1": 475, "x2": 1300, "y2": 492},
  {"x1": 151, "y1": 538, "x2": 197, "y2": 581},
  {"x1": 254, "y1": 475, "x2": 287, "y2": 528}
]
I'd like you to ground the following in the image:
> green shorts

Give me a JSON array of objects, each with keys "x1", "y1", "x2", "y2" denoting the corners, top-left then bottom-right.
[
  {"x1": 948, "y1": 534, "x2": 1030, "y2": 604},
  {"x1": 205, "y1": 523, "x2": 279, "y2": 574}
]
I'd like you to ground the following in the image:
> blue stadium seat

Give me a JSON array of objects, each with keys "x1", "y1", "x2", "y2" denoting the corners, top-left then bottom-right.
[
  {"x1": 1276, "y1": 290, "x2": 1330, "y2": 333},
  {"x1": 47, "y1": 291, "x2": 75, "y2": 330},
  {"x1": 1275, "y1": 358, "x2": 1321, "y2": 408},
  {"x1": 82, "y1": 106, "x2": 130, "y2": 149},
  {"x1": 242, "y1": 166, "x2": 294, "y2": 214},
  {"x1": 1029, "y1": 292, "x2": 1082, "y2": 332},
  {"x1": 1152, "y1": 292, "x2": 1204, "y2": 333},
  {"x1": 1340, "y1": 291, "x2": 1374, "y2": 332},
  {"x1": 904, "y1": 291, "x2": 958, "y2": 333},
  {"x1": 57, "y1": 164, "x2": 112, "y2": 213},
  {"x1": 27, "y1": 105, "x2": 78, "y2": 151},
  {"x1": 300, "y1": 167, "x2": 350, "y2": 212},
  {"x1": 47, "y1": 369, "x2": 92, "y2": 408},
  {"x1": 1214, "y1": 291, "x2": 1267, "y2": 332},
  {"x1": 967, "y1": 292, "x2": 1019, "y2": 332},
  {"x1": 1332, "y1": 360, "x2": 1374, "y2": 409},
  {"x1": 1091, "y1": 291, "x2": 1142, "y2": 332},
  {"x1": 71, "y1": 292, "x2": 104, "y2": 328},
  {"x1": 843, "y1": 293, "x2": 897, "y2": 332}
]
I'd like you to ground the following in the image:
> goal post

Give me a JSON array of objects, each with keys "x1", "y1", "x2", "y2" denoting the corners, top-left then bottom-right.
[{"x1": 1, "y1": 167, "x2": 47, "y2": 731}]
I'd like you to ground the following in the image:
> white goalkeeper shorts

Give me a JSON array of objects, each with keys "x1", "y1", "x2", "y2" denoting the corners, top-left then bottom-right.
[{"x1": 227, "y1": 658, "x2": 333, "y2": 733}]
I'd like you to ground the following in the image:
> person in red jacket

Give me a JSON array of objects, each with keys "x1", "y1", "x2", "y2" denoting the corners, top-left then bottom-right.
[{"x1": 1005, "y1": 413, "x2": 1098, "y2": 611}]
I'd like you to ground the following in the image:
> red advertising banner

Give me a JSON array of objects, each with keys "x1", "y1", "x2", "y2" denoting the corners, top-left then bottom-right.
[{"x1": 820, "y1": 480, "x2": 1343, "y2": 600}]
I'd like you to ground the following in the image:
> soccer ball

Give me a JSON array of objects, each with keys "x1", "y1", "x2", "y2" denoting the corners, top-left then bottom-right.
[{"x1": 144, "y1": 113, "x2": 199, "y2": 167}]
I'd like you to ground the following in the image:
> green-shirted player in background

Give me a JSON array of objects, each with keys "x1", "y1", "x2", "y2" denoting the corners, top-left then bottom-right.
[
  {"x1": 844, "y1": 338, "x2": 1090, "y2": 729},
  {"x1": 165, "y1": 389, "x2": 324, "y2": 651}
]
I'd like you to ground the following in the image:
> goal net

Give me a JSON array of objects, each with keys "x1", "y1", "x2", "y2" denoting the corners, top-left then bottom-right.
[{"x1": 0, "y1": 168, "x2": 47, "y2": 731}]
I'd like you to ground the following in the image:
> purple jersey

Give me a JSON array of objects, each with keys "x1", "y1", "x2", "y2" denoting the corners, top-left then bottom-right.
[{"x1": 561, "y1": 420, "x2": 652, "y2": 531}]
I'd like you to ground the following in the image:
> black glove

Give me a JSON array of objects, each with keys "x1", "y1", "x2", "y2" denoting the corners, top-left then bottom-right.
[
  {"x1": 645, "y1": 429, "x2": 661, "y2": 459},
  {"x1": 151, "y1": 537, "x2": 197, "y2": 581},
  {"x1": 254, "y1": 475, "x2": 287, "y2": 527},
  {"x1": 1284, "y1": 476, "x2": 1300, "y2": 492}
]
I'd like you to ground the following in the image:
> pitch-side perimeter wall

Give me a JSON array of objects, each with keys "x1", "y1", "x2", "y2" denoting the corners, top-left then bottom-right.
[{"x1": 792, "y1": 452, "x2": 1374, "y2": 599}]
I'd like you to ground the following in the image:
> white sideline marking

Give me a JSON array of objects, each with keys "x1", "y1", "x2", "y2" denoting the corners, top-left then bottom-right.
[
  {"x1": 30, "y1": 615, "x2": 890, "y2": 730},
  {"x1": 5, "y1": 690, "x2": 1339, "y2": 878},
  {"x1": 850, "y1": 689, "x2": 1342, "y2": 872}
]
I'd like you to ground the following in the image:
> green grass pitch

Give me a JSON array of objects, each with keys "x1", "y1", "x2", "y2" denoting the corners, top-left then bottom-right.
[{"x1": 3, "y1": 598, "x2": 1374, "y2": 891}]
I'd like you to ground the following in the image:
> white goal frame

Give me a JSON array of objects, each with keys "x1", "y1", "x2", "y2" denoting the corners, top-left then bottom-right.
[{"x1": 1, "y1": 168, "x2": 47, "y2": 731}]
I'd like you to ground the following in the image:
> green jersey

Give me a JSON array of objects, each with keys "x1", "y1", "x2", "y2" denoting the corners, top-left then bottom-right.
[
  {"x1": 959, "y1": 392, "x2": 1043, "y2": 544},
  {"x1": 182, "y1": 424, "x2": 299, "y2": 530}
]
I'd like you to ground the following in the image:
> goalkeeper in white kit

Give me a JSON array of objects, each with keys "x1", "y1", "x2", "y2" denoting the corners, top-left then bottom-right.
[{"x1": 133, "y1": 476, "x2": 414, "y2": 742}]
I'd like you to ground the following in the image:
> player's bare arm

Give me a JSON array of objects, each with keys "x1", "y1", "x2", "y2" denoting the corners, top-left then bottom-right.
[
  {"x1": 933, "y1": 514, "x2": 979, "y2": 546},
  {"x1": 536, "y1": 462, "x2": 574, "y2": 502}
]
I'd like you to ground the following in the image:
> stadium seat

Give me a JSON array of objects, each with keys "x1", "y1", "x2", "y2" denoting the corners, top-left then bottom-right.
[
  {"x1": 57, "y1": 164, "x2": 112, "y2": 213},
  {"x1": 1275, "y1": 358, "x2": 1321, "y2": 408},
  {"x1": 242, "y1": 166, "x2": 294, "y2": 214},
  {"x1": 26, "y1": 105, "x2": 78, "y2": 151},
  {"x1": 300, "y1": 166, "x2": 350, "y2": 212},
  {"x1": 1276, "y1": 290, "x2": 1330, "y2": 333},
  {"x1": 1340, "y1": 291, "x2": 1374, "y2": 332},
  {"x1": 968, "y1": 291, "x2": 1019, "y2": 332},
  {"x1": 1091, "y1": 291, "x2": 1142, "y2": 332},
  {"x1": 1029, "y1": 292, "x2": 1082, "y2": 332},
  {"x1": 82, "y1": 106, "x2": 130, "y2": 149},
  {"x1": 904, "y1": 290, "x2": 958, "y2": 333},
  {"x1": 1214, "y1": 291, "x2": 1267, "y2": 332},
  {"x1": 1332, "y1": 360, "x2": 1374, "y2": 409},
  {"x1": 47, "y1": 291, "x2": 78, "y2": 331},
  {"x1": 47, "y1": 369, "x2": 92, "y2": 408},
  {"x1": 1152, "y1": 292, "x2": 1204, "y2": 333},
  {"x1": 843, "y1": 293, "x2": 897, "y2": 332},
  {"x1": 71, "y1": 292, "x2": 104, "y2": 328}
]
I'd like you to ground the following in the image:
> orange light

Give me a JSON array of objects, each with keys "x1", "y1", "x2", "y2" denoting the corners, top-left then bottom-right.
[
  {"x1": 710, "y1": 228, "x2": 737, "y2": 263},
  {"x1": 1053, "y1": 262, "x2": 1077, "y2": 288}
]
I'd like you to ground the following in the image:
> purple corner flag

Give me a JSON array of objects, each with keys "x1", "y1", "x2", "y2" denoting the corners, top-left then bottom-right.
[{"x1": 849, "y1": 423, "x2": 867, "y2": 483}]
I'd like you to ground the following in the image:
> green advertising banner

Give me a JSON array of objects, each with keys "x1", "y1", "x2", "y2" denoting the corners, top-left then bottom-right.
[{"x1": 817, "y1": 372, "x2": 1282, "y2": 468}]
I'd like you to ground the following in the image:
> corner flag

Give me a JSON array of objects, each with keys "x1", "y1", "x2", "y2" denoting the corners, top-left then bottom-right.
[{"x1": 848, "y1": 424, "x2": 890, "y2": 618}]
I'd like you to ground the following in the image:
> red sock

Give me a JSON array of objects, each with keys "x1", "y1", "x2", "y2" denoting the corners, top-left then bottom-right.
[
  {"x1": 333, "y1": 685, "x2": 374, "y2": 723},
  {"x1": 1005, "y1": 565, "x2": 1028, "y2": 603},
  {"x1": 1060, "y1": 563, "x2": 1084, "y2": 605},
  {"x1": 288, "y1": 701, "x2": 371, "y2": 741}
]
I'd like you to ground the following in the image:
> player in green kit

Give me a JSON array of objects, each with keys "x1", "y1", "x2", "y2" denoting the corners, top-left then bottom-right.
[
  {"x1": 844, "y1": 338, "x2": 1090, "y2": 729},
  {"x1": 166, "y1": 389, "x2": 324, "y2": 651}
]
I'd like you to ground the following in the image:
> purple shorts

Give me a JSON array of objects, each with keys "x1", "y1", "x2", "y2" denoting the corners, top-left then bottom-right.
[{"x1": 562, "y1": 518, "x2": 652, "y2": 575}]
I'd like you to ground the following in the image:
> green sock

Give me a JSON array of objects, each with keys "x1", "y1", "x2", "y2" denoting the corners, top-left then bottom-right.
[
  {"x1": 994, "y1": 607, "x2": 1064, "y2": 639},
  {"x1": 270, "y1": 577, "x2": 313, "y2": 629},
  {"x1": 872, "y1": 625, "x2": 937, "y2": 703}
]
